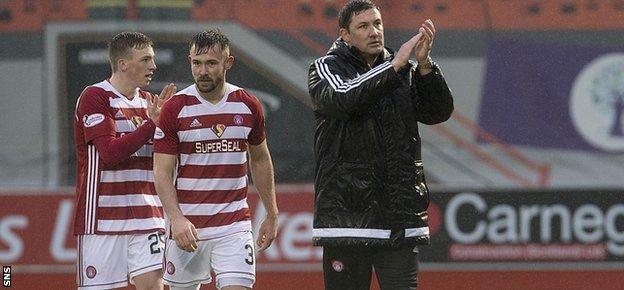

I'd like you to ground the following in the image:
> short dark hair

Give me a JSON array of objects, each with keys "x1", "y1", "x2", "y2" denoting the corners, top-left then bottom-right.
[
  {"x1": 107, "y1": 32, "x2": 153, "y2": 72},
  {"x1": 338, "y1": 0, "x2": 379, "y2": 30},
  {"x1": 189, "y1": 29, "x2": 230, "y2": 56}
]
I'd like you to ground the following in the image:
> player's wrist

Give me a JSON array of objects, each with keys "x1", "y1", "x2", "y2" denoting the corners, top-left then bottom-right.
[
  {"x1": 418, "y1": 56, "x2": 433, "y2": 70},
  {"x1": 391, "y1": 58, "x2": 406, "y2": 72},
  {"x1": 167, "y1": 210, "x2": 186, "y2": 221},
  {"x1": 265, "y1": 211, "x2": 279, "y2": 219}
]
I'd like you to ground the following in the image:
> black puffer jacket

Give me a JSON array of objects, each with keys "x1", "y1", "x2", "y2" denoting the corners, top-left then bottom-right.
[{"x1": 308, "y1": 38, "x2": 453, "y2": 248}]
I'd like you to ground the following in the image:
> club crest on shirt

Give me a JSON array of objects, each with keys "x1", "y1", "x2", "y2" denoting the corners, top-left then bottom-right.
[
  {"x1": 211, "y1": 124, "x2": 227, "y2": 138},
  {"x1": 131, "y1": 116, "x2": 144, "y2": 128},
  {"x1": 331, "y1": 260, "x2": 344, "y2": 272},
  {"x1": 86, "y1": 265, "x2": 97, "y2": 279},
  {"x1": 233, "y1": 115, "x2": 244, "y2": 125},
  {"x1": 166, "y1": 262, "x2": 175, "y2": 275}
]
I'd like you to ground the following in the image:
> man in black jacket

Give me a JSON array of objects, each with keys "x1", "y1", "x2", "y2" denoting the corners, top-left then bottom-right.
[{"x1": 308, "y1": 0, "x2": 453, "y2": 289}]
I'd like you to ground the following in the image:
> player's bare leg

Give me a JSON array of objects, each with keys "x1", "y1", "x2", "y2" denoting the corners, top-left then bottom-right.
[{"x1": 133, "y1": 270, "x2": 163, "y2": 290}]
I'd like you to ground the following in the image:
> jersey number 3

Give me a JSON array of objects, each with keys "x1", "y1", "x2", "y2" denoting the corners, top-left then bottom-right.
[{"x1": 245, "y1": 244, "x2": 254, "y2": 265}]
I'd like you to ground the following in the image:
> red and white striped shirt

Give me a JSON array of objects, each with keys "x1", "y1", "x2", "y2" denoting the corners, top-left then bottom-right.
[
  {"x1": 74, "y1": 80, "x2": 165, "y2": 235},
  {"x1": 154, "y1": 83, "x2": 265, "y2": 240}
]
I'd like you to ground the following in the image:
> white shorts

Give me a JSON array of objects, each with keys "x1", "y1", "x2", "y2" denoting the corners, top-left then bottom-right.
[
  {"x1": 163, "y1": 230, "x2": 256, "y2": 289},
  {"x1": 76, "y1": 232, "x2": 164, "y2": 290}
]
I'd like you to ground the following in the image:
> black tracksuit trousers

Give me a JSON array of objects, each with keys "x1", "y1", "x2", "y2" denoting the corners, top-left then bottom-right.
[{"x1": 322, "y1": 245, "x2": 420, "y2": 290}]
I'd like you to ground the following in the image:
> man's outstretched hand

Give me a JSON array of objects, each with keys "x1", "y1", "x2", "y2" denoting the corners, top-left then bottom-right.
[{"x1": 148, "y1": 83, "x2": 176, "y2": 122}]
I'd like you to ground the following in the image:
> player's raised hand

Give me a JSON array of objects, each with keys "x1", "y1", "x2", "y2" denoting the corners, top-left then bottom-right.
[
  {"x1": 256, "y1": 215, "x2": 278, "y2": 251},
  {"x1": 147, "y1": 83, "x2": 177, "y2": 122},
  {"x1": 170, "y1": 214, "x2": 199, "y2": 252}
]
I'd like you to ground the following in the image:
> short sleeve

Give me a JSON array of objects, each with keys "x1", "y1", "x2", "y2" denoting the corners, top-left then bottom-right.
[
  {"x1": 76, "y1": 88, "x2": 115, "y2": 143},
  {"x1": 153, "y1": 98, "x2": 180, "y2": 155},
  {"x1": 247, "y1": 94, "x2": 266, "y2": 146}
]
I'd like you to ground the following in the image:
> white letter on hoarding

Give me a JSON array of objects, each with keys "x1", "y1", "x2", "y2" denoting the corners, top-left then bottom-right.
[
  {"x1": 487, "y1": 205, "x2": 517, "y2": 243},
  {"x1": 605, "y1": 204, "x2": 624, "y2": 256},
  {"x1": 540, "y1": 204, "x2": 571, "y2": 242},
  {"x1": 51, "y1": 199, "x2": 77, "y2": 261},
  {"x1": 281, "y1": 213, "x2": 313, "y2": 261},
  {"x1": 0, "y1": 216, "x2": 28, "y2": 262},
  {"x1": 519, "y1": 205, "x2": 540, "y2": 242},
  {"x1": 573, "y1": 204, "x2": 603, "y2": 243},
  {"x1": 446, "y1": 192, "x2": 486, "y2": 243}
]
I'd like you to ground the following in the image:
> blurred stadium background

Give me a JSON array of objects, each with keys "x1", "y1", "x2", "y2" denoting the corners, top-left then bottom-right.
[{"x1": 1, "y1": 0, "x2": 624, "y2": 289}]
